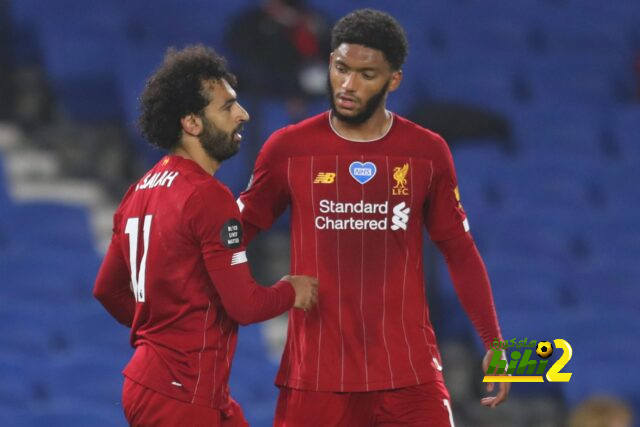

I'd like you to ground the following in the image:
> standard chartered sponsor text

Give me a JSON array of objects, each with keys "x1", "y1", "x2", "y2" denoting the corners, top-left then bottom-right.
[
  {"x1": 319, "y1": 199, "x2": 388, "y2": 214},
  {"x1": 315, "y1": 199, "x2": 409, "y2": 231},
  {"x1": 315, "y1": 216, "x2": 388, "y2": 230}
]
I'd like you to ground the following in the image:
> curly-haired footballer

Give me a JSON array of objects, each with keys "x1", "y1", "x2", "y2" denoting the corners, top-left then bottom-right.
[{"x1": 93, "y1": 45, "x2": 318, "y2": 427}]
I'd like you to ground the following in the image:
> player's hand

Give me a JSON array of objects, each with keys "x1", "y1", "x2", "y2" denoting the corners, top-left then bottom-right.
[
  {"x1": 481, "y1": 349, "x2": 510, "y2": 408},
  {"x1": 283, "y1": 275, "x2": 318, "y2": 311}
]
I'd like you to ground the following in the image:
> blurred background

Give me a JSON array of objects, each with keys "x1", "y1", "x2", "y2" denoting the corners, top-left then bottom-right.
[{"x1": 0, "y1": 0, "x2": 639, "y2": 426}]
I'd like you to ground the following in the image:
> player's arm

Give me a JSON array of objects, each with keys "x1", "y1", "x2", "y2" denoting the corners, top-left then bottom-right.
[
  {"x1": 237, "y1": 130, "x2": 291, "y2": 245},
  {"x1": 435, "y1": 233, "x2": 501, "y2": 351},
  {"x1": 436, "y1": 233, "x2": 509, "y2": 407},
  {"x1": 205, "y1": 260, "x2": 317, "y2": 325},
  {"x1": 424, "y1": 136, "x2": 503, "y2": 347},
  {"x1": 93, "y1": 232, "x2": 135, "y2": 327},
  {"x1": 191, "y1": 182, "x2": 316, "y2": 325},
  {"x1": 425, "y1": 135, "x2": 508, "y2": 407}
]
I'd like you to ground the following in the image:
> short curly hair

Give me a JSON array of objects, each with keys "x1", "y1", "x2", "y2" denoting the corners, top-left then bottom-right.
[
  {"x1": 138, "y1": 44, "x2": 237, "y2": 150},
  {"x1": 331, "y1": 9, "x2": 408, "y2": 71}
]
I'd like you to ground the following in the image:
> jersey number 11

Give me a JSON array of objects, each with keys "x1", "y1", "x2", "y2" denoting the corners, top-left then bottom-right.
[{"x1": 125, "y1": 215, "x2": 153, "y2": 303}]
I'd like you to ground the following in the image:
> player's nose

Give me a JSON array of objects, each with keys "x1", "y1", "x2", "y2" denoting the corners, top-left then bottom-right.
[
  {"x1": 236, "y1": 103, "x2": 250, "y2": 123},
  {"x1": 341, "y1": 72, "x2": 357, "y2": 91}
]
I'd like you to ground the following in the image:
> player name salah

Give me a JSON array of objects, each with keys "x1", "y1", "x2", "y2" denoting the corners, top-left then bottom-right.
[{"x1": 136, "y1": 171, "x2": 180, "y2": 190}]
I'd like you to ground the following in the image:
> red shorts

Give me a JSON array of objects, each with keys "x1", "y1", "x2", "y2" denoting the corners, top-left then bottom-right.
[
  {"x1": 122, "y1": 377, "x2": 248, "y2": 427},
  {"x1": 275, "y1": 381, "x2": 455, "y2": 427}
]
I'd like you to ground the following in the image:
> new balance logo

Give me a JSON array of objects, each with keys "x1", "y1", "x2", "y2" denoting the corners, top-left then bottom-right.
[
  {"x1": 230, "y1": 251, "x2": 247, "y2": 266},
  {"x1": 391, "y1": 202, "x2": 410, "y2": 231},
  {"x1": 314, "y1": 172, "x2": 336, "y2": 184}
]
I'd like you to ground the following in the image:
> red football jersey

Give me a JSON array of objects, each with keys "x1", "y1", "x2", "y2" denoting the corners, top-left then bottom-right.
[
  {"x1": 94, "y1": 155, "x2": 294, "y2": 408},
  {"x1": 239, "y1": 112, "x2": 474, "y2": 392}
]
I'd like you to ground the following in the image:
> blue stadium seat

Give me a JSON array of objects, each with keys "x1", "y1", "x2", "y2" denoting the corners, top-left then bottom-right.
[
  {"x1": 70, "y1": 306, "x2": 132, "y2": 354},
  {"x1": 450, "y1": 144, "x2": 514, "y2": 219},
  {"x1": 33, "y1": 0, "x2": 126, "y2": 122},
  {"x1": 307, "y1": 0, "x2": 425, "y2": 22},
  {"x1": 0, "y1": 353, "x2": 41, "y2": 407},
  {"x1": 115, "y1": 41, "x2": 168, "y2": 166},
  {"x1": 579, "y1": 210, "x2": 640, "y2": 260},
  {"x1": 0, "y1": 247, "x2": 100, "y2": 303},
  {"x1": 534, "y1": 9, "x2": 631, "y2": 56},
  {"x1": 562, "y1": 309, "x2": 640, "y2": 370},
  {"x1": 444, "y1": 15, "x2": 534, "y2": 54},
  {"x1": 0, "y1": 407, "x2": 30, "y2": 427},
  {"x1": 493, "y1": 172, "x2": 595, "y2": 214},
  {"x1": 525, "y1": 53, "x2": 623, "y2": 105},
  {"x1": 0, "y1": 299, "x2": 129, "y2": 363},
  {"x1": 598, "y1": 160, "x2": 640, "y2": 213},
  {"x1": 512, "y1": 152, "x2": 604, "y2": 183},
  {"x1": 563, "y1": 361, "x2": 639, "y2": 414},
  {"x1": 257, "y1": 98, "x2": 295, "y2": 144},
  {"x1": 432, "y1": 262, "x2": 473, "y2": 341},
  {"x1": 124, "y1": 0, "x2": 252, "y2": 50},
  {"x1": 480, "y1": 206, "x2": 583, "y2": 242},
  {"x1": 497, "y1": 308, "x2": 564, "y2": 344},
  {"x1": 477, "y1": 219, "x2": 574, "y2": 268},
  {"x1": 396, "y1": 42, "x2": 435, "y2": 110},
  {"x1": 610, "y1": 106, "x2": 640, "y2": 160},
  {"x1": 43, "y1": 354, "x2": 125, "y2": 405},
  {"x1": 0, "y1": 306, "x2": 68, "y2": 356},
  {"x1": 559, "y1": 0, "x2": 640, "y2": 31},
  {"x1": 0, "y1": 267, "x2": 87, "y2": 305},
  {"x1": 231, "y1": 323, "x2": 280, "y2": 427},
  {"x1": 482, "y1": 253, "x2": 567, "y2": 287},
  {"x1": 569, "y1": 261, "x2": 640, "y2": 311},
  {"x1": 422, "y1": 55, "x2": 523, "y2": 113},
  {"x1": 452, "y1": 144, "x2": 514, "y2": 184},
  {"x1": 8, "y1": 0, "x2": 44, "y2": 66},
  {"x1": 21, "y1": 398, "x2": 126, "y2": 427},
  {"x1": 512, "y1": 103, "x2": 605, "y2": 157},
  {"x1": 0, "y1": 154, "x2": 10, "y2": 205},
  {"x1": 492, "y1": 276, "x2": 567, "y2": 314},
  {"x1": 0, "y1": 201, "x2": 95, "y2": 252}
]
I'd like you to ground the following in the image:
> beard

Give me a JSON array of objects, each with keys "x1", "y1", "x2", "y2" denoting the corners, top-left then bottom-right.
[
  {"x1": 198, "y1": 116, "x2": 241, "y2": 163},
  {"x1": 327, "y1": 75, "x2": 390, "y2": 124}
]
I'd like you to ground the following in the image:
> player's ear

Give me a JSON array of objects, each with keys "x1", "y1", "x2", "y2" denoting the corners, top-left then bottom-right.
[
  {"x1": 181, "y1": 113, "x2": 202, "y2": 137},
  {"x1": 387, "y1": 69, "x2": 403, "y2": 93}
]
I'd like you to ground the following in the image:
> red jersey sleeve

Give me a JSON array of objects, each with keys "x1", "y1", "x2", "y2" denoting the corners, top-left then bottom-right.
[
  {"x1": 238, "y1": 130, "x2": 290, "y2": 234},
  {"x1": 424, "y1": 136, "x2": 468, "y2": 242},
  {"x1": 186, "y1": 181, "x2": 295, "y2": 325},
  {"x1": 186, "y1": 182, "x2": 246, "y2": 271},
  {"x1": 93, "y1": 209, "x2": 136, "y2": 327},
  {"x1": 435, "y1": 232, "x2": 503, "y2": 350}
]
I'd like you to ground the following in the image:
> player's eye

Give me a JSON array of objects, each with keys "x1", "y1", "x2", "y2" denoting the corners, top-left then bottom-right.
[{"x1": 362, "y1": 72, "x2": 375, "y2": 80}]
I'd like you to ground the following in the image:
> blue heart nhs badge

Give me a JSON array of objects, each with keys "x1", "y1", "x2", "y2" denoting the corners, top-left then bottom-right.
[{"x1": 349, "y1": 161, "x2": 377, "y2": 184}]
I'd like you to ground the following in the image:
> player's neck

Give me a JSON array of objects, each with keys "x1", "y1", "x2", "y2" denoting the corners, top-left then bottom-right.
[
  {"x1": 173, "y1": 139, "x2": 220, "y2": 176},
  {"x1": 330, "y1": 108, "x2": 392, "y2": 142}
]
